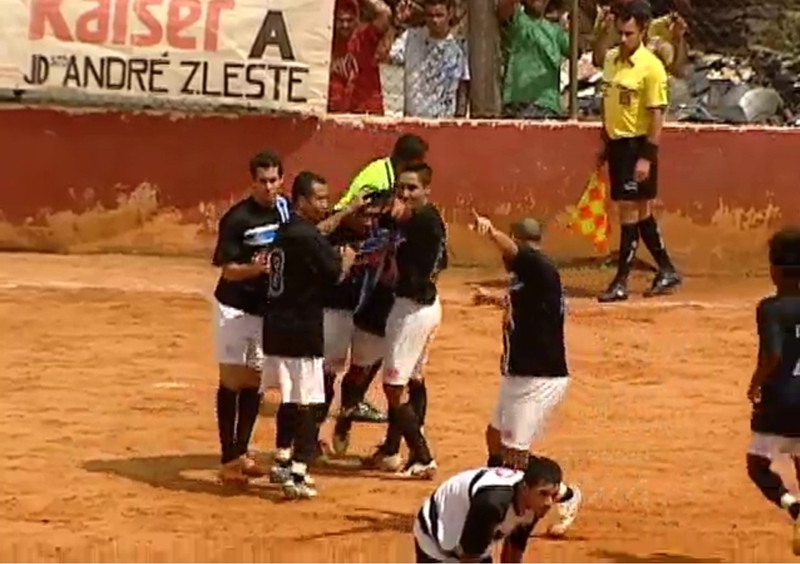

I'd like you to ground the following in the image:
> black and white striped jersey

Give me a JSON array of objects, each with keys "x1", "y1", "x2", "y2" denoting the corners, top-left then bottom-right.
[{"x1": 413, "y1": 467, "x2": 539, "y2": 562}]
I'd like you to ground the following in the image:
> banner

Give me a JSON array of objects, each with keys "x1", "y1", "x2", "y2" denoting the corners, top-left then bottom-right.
[{"x1": 0, "y1": 0, "x2": 335, "y2": 114}]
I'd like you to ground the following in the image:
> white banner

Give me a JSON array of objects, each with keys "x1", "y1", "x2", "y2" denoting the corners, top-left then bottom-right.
[{"x1": 0, "y1": 0, "x2": 335, "y2": 113}]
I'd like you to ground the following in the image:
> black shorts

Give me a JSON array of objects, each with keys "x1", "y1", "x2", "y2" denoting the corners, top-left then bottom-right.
[
  {"x1": 607, "y1": 136, "x2": 658, "y2": 202},
  {"x1": 414, "y1": 541, "x2": 492, "y2": 563}
]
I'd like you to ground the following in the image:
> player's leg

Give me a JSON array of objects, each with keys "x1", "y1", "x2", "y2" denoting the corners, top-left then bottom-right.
[
  {"x1": 747, "y1": 434, "x2": 800, "y2": 520},
  {"x1": 333, "y1": 328, "x2": 385, "y2": 454},
  {"x1": 317, "y1": 309, "x2": 354, "y2": 452},
  {"x1": 282, "y1": 358, "x2": 326, "y2": 499},
  {"x1": 349, "y1": 362, "x2": 389, "y2": 423},
  {"x1": 378, "y1": 298, "x2": 441, "y2": 479},
  {"x1": 235, "y1": 315, "x2": 266, "y2": 478},
  {"x1": 213, "y1": 301, "x2": 254, "y2": 484},
  {"x1": 497, "y1": 376, "x2": 581, "y2": 537}
]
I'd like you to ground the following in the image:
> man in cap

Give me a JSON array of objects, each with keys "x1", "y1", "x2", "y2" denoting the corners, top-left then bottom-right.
[{"x1": 471, "y1": 213, "x2": 582, "y2": 538}]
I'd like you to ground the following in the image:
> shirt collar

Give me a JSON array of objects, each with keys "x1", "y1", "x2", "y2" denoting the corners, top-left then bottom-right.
[{"x1": 615, "y1": 43, "x2": 645, "y2": 66}]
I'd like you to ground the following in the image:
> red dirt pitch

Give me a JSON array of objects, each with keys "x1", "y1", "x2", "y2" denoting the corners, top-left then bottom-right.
[{"x1": 0, "y1": 253, "x2": 798, "y2": 563}]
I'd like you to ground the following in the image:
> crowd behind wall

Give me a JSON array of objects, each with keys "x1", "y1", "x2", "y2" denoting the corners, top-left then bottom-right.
[{"x1": 328, "y1": 0, "x2": 689, "y2": 120}]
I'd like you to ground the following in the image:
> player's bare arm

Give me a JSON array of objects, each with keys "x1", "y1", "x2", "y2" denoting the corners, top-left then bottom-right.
[
  {"x1": 472, "y1": 285, "x2": 505, "y2": 308},
  {"x1": 499, "y1": 526, "x2": 532, "y2": 563},
  {"x1": 317, "y1": 193, "x2": 366, "y2": 235},
  {"x1": 472, "y1": 210, "x2": 519, "y2": 262}
]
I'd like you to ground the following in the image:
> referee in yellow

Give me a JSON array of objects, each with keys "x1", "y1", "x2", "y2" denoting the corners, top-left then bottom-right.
[{"x1": 597, "y1": 0, "x2": 681, "y2": 303}]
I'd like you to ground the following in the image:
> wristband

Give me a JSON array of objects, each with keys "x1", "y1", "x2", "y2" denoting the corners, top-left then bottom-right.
[{"x1": 640, "y1": 141, "x2": 659, "y2": 162}]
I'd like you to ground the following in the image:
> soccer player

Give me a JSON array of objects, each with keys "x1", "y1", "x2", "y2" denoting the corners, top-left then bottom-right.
[
  {"x1": 413, "y1": 456, "x2": 563, "y2": 563},
  {"x1": 470, "y1": 212, "x2": 582, "y2": 538},
  {"x1": 262, "y1": 171, "x2": 356, "y2": 499},
  {"x1": 211, "y1": 149, "x2": 290, "y2": 485},
  {"x1": 370, "y1": 162, "x2": 446, "y2": 478},
  {"x1": 332, "y1": 133, "x2": 429, "y2": 424},
  {"x1": 597, "y1": 0, "x2": 681, "y2": 303},
  {"x1": 745, "y1": 227, "x2": 800, "y2": 554}
]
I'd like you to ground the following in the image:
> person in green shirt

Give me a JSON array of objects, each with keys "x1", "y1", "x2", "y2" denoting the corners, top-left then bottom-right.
[
  {"x1": 330, "y1": 133, "x2": 429, "y2": 425},
  {"x1": 497, "y1": 0, "x2": 570, "y2": 119}
]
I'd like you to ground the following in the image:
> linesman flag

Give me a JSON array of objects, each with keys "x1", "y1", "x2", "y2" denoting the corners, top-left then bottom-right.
[{"x1": 570, "y1": 169, "x2": 610, "y2": 254}]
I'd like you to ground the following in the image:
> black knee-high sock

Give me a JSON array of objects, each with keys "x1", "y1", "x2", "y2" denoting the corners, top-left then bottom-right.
[
  {"x1": 358, "y1": 360, "x2": 382, "y2": 402},
  {"x1": 487, "y1": 454, "x2": 504, "y2": 467},
  {"x1": 408, "y1": 380, "x2": 427, "y2": 428},
  {"x1": 216, "y1": 385, "x2": 238, "y2": 464},
  {"x1": 316, "y1": 370, "x2": 337, "y2": 430},
  {"x1": 393, "y1": 403, "x2": 432, "y2": 464},
  {"x1": 334, "y1": 368, "x2": 368, "y2": 437},
  {"x1": 615, "y1": 223, "x2": 640, "y2": 283},
  {"x1": 235, "y1": 387, "x2": 261, "y2": 457},
  {"x1": 747, "y1": 454, "x2": 791, "y2": 508},
  {"x1": 383, "y1": 411, "x2": 403, "y2": 455},
  {"x1": 276, "y1": 403, "x2": 297, "y2": 451},
  {"x1": 292, "y1": 405, "x2": 319, "y2": 480},
  {"x1": 638, "y1": 215, "x2": 674, "y2": 271}
]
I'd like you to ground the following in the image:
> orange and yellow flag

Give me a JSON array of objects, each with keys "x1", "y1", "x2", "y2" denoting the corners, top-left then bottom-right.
[{"x1": 570, "y1": 169, "x2": 610, "y2": 254}]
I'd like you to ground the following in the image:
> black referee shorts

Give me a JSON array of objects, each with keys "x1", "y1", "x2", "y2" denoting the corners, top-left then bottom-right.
[{"x1": 607, "y1": 136, "x2": 658, "y2": 202}]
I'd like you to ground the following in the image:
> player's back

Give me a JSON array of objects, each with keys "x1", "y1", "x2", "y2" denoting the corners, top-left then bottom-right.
[{"x1": 754, "y1": 294, "x2": 800, "y2": 438}]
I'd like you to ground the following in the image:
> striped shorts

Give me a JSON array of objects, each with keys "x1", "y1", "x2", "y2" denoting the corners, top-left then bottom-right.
[{"x1": 490, "y1": 376, "x2": 570, "y2": 451}]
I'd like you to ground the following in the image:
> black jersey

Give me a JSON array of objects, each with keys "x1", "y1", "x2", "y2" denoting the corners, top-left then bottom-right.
[
  {"x1": 501, "y1": 246, "x2": 568, "y2": 378},
  {"x1": 395, "y1": 203, "x2": 448, "y2": 306},
  {"x1": 263, "y1": 214, "x2": 343, "y2": 358},
  {"x1": 325, "y1": 223, "x2": 368, "y2": 312},
  {"x1": 211, "y1": 196, "x2": 290, "y2": 315},
  {"x1": 414, "y1": 468, "x2": 537, "y2": 562},
  {"x1": 751, "y1": 294, "x2": 800, "y2": 437}
]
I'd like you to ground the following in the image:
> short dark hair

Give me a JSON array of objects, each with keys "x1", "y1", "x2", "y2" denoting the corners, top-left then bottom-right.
[
  {"x1": 769, "y1": 227, "x2": 800, "y2": 275},
  {"x1": 522, "y1": 455, "x2": 563, "y2": 487},
  {"x1": 249, "y1": 150, "x2": 284, "y2": 179},
  {"x1": 392, "y1": 134, "x2": 429, "y2": 164},
  {"x1": 425, "y1": 0, "x2": 453, "y2": 9},
  {"x1": 291, "y1": 170, "x2": 327, "y2": 203},
  {"x1": 401, "y1": 161, "x2": 433, "y2": 186},
  {"x1": 615, "y1": 0, "x2": 652, "y2": 29}
]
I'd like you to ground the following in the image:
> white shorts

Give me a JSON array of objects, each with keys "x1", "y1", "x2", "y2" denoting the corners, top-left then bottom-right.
[
  {"x1": 323, "y1": 309, "x2": 354, "y2": 373},
  {"x1": 491, "y1": 376, "x2": 570, "y2": 451},
  {"x1": 260, "y1": 356, "x2": 325, "y2": 405},
  {"x1": 383, "y1": 296, "x2": 441, "y2": 387},
  {"x1": 747, "y1": 432, "x2": 800, "y2": 459},
  {"x1": 213, "y1": 300, "x2": 263, "y2": 370},
  {"x1": 351, "y1": 328, "x2": 384, "y2": 367}
]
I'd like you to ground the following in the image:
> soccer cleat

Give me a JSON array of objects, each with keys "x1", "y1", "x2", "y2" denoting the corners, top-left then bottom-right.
[
  {"x1": 349, "y1": 401, "x2": 388, "y2": 423},
  {"x1": 547, "y1": 485, "x2": 582, "y2": 538},
  {"x1": 282, "y1": 476, "x2": 318, "y2": 500},
  {"x1": 398, "y1": 459, "x2": 438, "y2": 480},
  {"x1": 332, "y1": 428, "x2": 350, "y2": 456},
  {"x1": 643, "y1": 270, "x2": 682, "y2": 298},
  {"x1": 364, "y1": 448, "x2": 404, "y2": 472},
  {"x1": 598, "y1": 281, "x2": 629, "y2": 303},
  {"x1": 218, "y1": 458, "x2": 248, "y2": 486},
  {"x1": 269, "y1": 464, "x2": 291, "y2": 485}
]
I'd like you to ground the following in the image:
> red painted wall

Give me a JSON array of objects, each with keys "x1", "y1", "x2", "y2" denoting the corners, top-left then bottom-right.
[{"x1": 0, "y1": 107, "x2": 796, "y2": 273}]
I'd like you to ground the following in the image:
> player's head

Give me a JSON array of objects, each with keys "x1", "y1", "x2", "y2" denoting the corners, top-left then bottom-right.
[
  {"x1": 425, "y1": 0, "x2": 453, "y2": 38},
  {"x1": 391, "y1": 134, "x2": 429, "y2": 172},
  {"x1": 249, "y1": 150, "x2": 284, "y2": 207},
  {"x1": 292, "y1": 170, "x2": 329, "y2": 223},
  {"x1": 615, "y1": 0, "x2": 650, "y2": 53},
  {"x1": 392, "y1": 162, "x2": 432, "y2": 221},
  {"x1": 333, "y1": 0, "x2": 359, "y2": 41},
  {"x1": 516, "y1": 456, "x2": 562, "y2": 518},
  {"x1": 768, "y1": 226, "x2": 800, "y2": 291}
]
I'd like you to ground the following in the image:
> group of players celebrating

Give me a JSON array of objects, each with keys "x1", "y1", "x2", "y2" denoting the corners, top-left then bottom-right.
[{"x1": 210, "y1": 131, "x2": 800, "y2": 560}]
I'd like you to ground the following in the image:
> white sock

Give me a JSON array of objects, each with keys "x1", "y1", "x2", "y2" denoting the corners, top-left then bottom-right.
[
  {"x1": 780, "y1": 493, "x2": 798, "y2": 509},
  {"x1": 291, "y1": 461, "x2": 307, "y2": 476},
  {"x1": 275, "y1": 448, "x2": 292, "y2": 463}
]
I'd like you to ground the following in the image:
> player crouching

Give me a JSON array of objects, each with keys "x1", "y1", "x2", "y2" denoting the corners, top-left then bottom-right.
[
  {"x1": 746, "y1": 227, "x2": 800, "y2": 554},
  {"x1": 413, "y1": 456, "x2": 563, "y2": 563}
]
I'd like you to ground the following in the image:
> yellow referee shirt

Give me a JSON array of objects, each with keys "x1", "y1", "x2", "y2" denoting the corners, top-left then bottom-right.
[
  {"x1": 334, "y1": 157, "x2": 395, "y2": 211},
  {"x1": 601, "y1": 44, "x2": 668, "y2": 140}
]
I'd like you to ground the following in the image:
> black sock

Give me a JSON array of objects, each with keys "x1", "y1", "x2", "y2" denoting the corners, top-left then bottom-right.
[
  {"x1": 383, "y1": 407, "x2": 403, "y2": 456},
  {"x1": 747, "y1": 454, "x2": 789, "y2": 508},
  {"x1": 293, "y1": 405, "x2": 319, "y2": 466},
  {"x1": 276, "y1": 403, "x2": 297, "y2": 451},
  {"x1": 615, "y1": 223, "x2": 640, "y2": 282},
  {"x1": 216, "y1": 385, "x2": 239, "y2": 464},
  {"x1": 487, "y1": 454, "x2": 504, "y2": 468},
  {"x1": 358, "y1": 360, "x2": 382, "y2": 404},
  {"x1": 335, "y1": 370, "x2": 366, "y2": 437},
  {"x1": 394, "y1": 403, "x2": 432, "y2": 464},
  {"x1": 408, "y1": 380, "x2": 427, "y2": 428},
  {"x1": 638, "y1": 215, "x2": 674, "y2": 271},
  {"x1": 235, "y1": 387, "x2": 261, "y2": 457}
]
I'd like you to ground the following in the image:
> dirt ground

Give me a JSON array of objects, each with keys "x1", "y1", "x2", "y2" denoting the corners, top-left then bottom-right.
[{"x1": 0, "y1": 253, "x2": 798, "y2": 563}]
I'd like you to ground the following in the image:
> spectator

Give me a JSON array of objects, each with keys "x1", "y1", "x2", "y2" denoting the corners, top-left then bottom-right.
[
  {"x1": 388, "y1": 0, "x2": 470, "y2": 118},
  {"x1": 497, "y1": 0, "x2": 570, "y2": 120},
  {"x1": 592, "y1": 0, "x2": 688, "y2": 78},
  {"x1": 328, "y1": 0, "x2": 393, "y2": 115}
]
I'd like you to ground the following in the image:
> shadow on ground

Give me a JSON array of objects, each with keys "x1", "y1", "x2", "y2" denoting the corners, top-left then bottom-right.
[
  {"x1": 82, "y1": 453, "x2": 285, "y2": 501},
  {"x1": 294, "y1": 507, "x2": 415, "y2": 541},
  {"x1": 590, "y1": 549, "x2": 723, "y2": 563}
]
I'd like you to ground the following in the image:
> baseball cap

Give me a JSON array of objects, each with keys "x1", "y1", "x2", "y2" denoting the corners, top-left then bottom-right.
[{"x1": 510, "y1": 218, "x2": 543, "y2": 242}]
